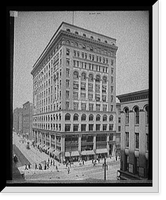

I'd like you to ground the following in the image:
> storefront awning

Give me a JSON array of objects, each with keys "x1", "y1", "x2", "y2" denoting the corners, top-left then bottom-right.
[
  {"x1": 81, "y1": 150, "x2": 95, "y2": 155},
  {"x1": 65, "y1": 151, "x2": 79, "y2": 157},
  {"x1": 96, "y1": 148, "x2": 108, "y2": 154}
]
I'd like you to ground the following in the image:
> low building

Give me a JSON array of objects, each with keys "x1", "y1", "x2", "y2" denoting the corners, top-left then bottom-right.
[
  {"x1": 117, "y1": 89, "x2": 149, "y2": 180},
  {"x1": 13, "y1": 107, "x2": 23, "y2": 135}
]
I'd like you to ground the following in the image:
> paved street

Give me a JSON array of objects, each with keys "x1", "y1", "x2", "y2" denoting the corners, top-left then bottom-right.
[{"x1": 13, "y1": 132, "x2": 120, "y2": 181}]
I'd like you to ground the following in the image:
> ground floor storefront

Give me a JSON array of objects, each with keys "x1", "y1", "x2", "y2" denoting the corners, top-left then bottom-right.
[{"x1": 32, "y1": 129, "x2": 116, "y2": 163}]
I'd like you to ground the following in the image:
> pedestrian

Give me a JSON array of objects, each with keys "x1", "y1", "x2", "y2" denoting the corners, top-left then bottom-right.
[
  {"x1": 44, "y1": 164, "x2": 46, "y2": 170},
  {"x1": 67, "y1": 166, "x2": 70, "y2": 174},
  {"x1": 82, "y1": 160, "x2": 84, "y2": 165},
  {"x1": 56, "y1": 165, "x2": 59, "y2": 172},
  {"x1": 28, "y1": 163, "x2": 31, "y2": 169}
]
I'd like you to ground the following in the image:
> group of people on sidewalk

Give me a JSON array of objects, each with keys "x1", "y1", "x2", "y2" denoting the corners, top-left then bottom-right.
[{"x1": 24, "y1": 158, "x2": 59, "y2": 172}]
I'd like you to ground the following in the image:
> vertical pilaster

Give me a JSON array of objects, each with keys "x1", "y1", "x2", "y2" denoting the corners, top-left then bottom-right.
[
  {"x1": 93, "y1": 134, "x2": 96, "y2": 159},
  {"x1": 61, "y1": 135, "x2": 65, "y2": 162},
  {"x1": 106, "y1": 134, "x2": 109, "y2": 157},
  {"x1": 78, "y1": 134, "x2": 82, "y2": 158}
]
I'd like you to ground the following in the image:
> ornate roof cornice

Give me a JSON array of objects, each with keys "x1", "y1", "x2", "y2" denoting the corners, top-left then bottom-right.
[
  {"x1": 117, "y1": 89, "x2": 149, "y2": 103},
  {"x1": 31, "y1": 25, "x2": 118, "y2": 76}
]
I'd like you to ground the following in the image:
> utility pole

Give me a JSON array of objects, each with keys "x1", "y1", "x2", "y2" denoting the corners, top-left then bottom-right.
[{"x1": 103, "y1": 157, "x2": 108, "y2": 181}]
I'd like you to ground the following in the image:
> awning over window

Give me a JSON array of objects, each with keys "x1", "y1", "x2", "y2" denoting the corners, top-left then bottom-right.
[
  {"x1": 81, "y1": 150, "x2": 95, "y2": 155},
  {"x1": 96, "y1": 148, "x2": 108, "y2": 154},
  {"x1": 65, "y1": 151, "x2": 79, "y2": 157}
]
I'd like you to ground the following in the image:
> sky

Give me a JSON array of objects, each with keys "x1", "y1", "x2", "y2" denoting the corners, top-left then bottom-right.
[{"x1": 13, "y1": 11, "x2": 149, "y2": 109}]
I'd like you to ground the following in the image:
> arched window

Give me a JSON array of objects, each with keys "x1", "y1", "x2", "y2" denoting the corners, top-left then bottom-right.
[
  {"x1": 73, "y1": 113, "x2": 79, "y2": 121},
  {"x1": 102, "y1": 76, "x2": 107, "y2": 84},
  {"x1": 73, "y1": 71, "x2": 79, "y2": 79},
  {"x1": 96, "y1": 74, "x2": 101, "y2": 82},
  {"x1": 124, "y1": 107, "x2": 129, "y2": 124},
  {"x1": 65, "y1": 113, "x2": 71, "y2": 121},
  {"x1": 109, "y1": 115, "x2": 113, "y2": 121},
  {"x1": 88, "y1": 73, "x2": 94, "y2": 82},
  {"x1": 103, "y1": 114, "x2": 107, "y2": 121},
  {"x1": 134, "y1": 106, "x2": 139, "y2": 124},
  {"x1": 96, "y1": 114, "x2": 101, "y2": 121},
  {"x1": 81, "y1": 114, "x2": 86, "y2": 121},
  {"x1": 89, "y1": 114, "x2": 94, "y2": 121},
  {"x1": 145, "y1": 105, "x2": 149, "y2": 124},
  {"x1": 81, "y1": 72, "x2": 86, "y2": 81}
]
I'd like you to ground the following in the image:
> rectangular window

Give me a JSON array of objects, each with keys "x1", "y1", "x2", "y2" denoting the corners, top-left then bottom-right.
[
  {"x1": 66, "y1": 101, "x2": 69, "y2": 110},
  {"x1": 102, "y1": 85, "x2": 107, "y2": 93},
  {"x1": 95, "y1": 94, "x2": 100, "y2": 102},
  {"x1": 73, "y1": 102, "x2": 79, "y2": 110},
  {"x1": 73, "y1": 124, "x2": 79, "y2": 132},
  {"x1": 73, "y1": 81, "x2": 79, "y2": 90},
  {"x1": 111, "y1": 68, "x2": 113, "y2": 74},
  {"x1": 126, "y1": 155, "x2": 129, "y2": 171},
  {"x1": 66, "y1": 79, "x2": 70, "y2": 88},
  {"x1": 66, "y1": 48, "x2": 70, "y2": 56},
  {"x1": 96, "y1": 104, "x2": 100, "y2": 111},
  {"x1": 109, "y1": 124, "x2": 113, "y2": 131},
  {"x1": 88, "y1": 83, "x2": 93, "y2": 91},
  {"x1": 95, "y1": 84, "x2": 100, "y2": 93},
  {"x1": 81, "y1": 124, "x2": 86, "y2": 131},
  {"x1": 111, "y1": 86, "x2": 114, "y2": 93},
  {"x1": 66, "y1": 68, "x2": 70, "y2": 77},
  {"x1": 96, "y1": 124, "x2": 101, "y2": 131},
  {"x1": 89, "y1": 103, "x2": 93, "y2": 111},
  {"x1": 81, "y1": 103, "x2": 86, "y2": 110},
  {"x1": 66, "y1": 90, "x2": 69, "y2": 99},
  {"x1": 81, "y1": 92, "x2": 86, "y2": 99},
  {"x1": 88, "y1": 93, "x2": 93, "y2": 101},
  {"x1": 135, "y1": 133, "x2": 139, "y2": 149},
  {"x1": 73, "y1": 60, "x2": 76, "y2": 67},
  {"x1": 103, "y1": 104, "x2": 107, "y2": 111},
  {"x1": 66, "y1": 58, "x2": 70, "y2": 66},
  {"x1": 103, "y1": 124, "x2": 107, "y2": 131},
  {"x1": 102, "y1": 95, "x2": 106, "y2": 102},
  {"x1": 73, "y1": 92, "x2": 78, "y2": 100},
  {"x1": 111, "y1": 59, "x2": 114, "y2": 65},
  {"x1": 126, "y1": 132, "x2": 129, "y2": 148},
  {"x1": 81, "y1": 82, "x2": 86, "y2": 91},
  {"x1": 118, "y1": 126, "x2": 121, "y2": 132},
  {"x1": 65, "y1": 124, "x2": 71, "y2": 132},
  {"x1": 118, "y1": 117, "x2": 121, "y2": 123},
  {"x1": 111, "y1": 76, "x2": 113, "y2": 83},
  {"x1": 89, "y1": 124, "x2": 94, "y2": 131},
  {"x1": 111, "y1": 105, "x2": 113, "y2": 112}
]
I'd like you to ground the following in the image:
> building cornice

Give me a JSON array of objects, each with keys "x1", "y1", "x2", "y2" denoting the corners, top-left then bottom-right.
[
  {"x1": 31, "y1": 28, "x2": 118, "y2": 77},
  {"x1": 116, "y1": 89, "x2": 149, "y2": 103}
]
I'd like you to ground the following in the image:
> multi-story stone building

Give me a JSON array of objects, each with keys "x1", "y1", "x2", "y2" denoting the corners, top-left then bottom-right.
[
  {"x1": 22, "y1": 101, "x2": 33, "y2": 140},
  {"x1": 13, "y1": 107, "x2": 23, "y2": 135},
  {"x1": 31, "y1": 22, "x2": 118, "y2": 163},
  {"x1": 117, "y1": 89, "x2": 149, "y2": 180}
]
